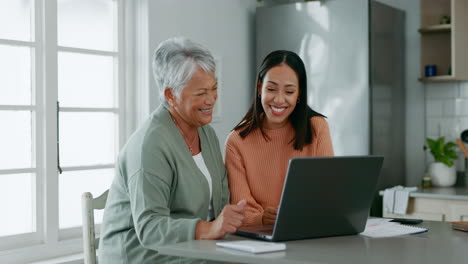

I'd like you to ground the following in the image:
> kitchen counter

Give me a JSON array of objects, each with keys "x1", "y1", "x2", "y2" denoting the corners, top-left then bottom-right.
[
  {"x1": 379, "y1": 187, "x2": 468, "y2": 200},
  {"x1": 379, "y1": 187, "x2": 468, "y2": 221}
]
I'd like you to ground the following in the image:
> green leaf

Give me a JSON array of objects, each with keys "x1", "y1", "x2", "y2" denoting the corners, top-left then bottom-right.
[
  {"x1": 445, "y1": 142, "x2": 456, "y2": 148},
  {"x1": 426, "y1": 138, "x2": 435, "y2": 149},
  {"x1": 425, "y1": 136, "x2": 458, "y2": 167},
  {"x1": 448, "y1": 151, "x2": 458, "y2": 160}
]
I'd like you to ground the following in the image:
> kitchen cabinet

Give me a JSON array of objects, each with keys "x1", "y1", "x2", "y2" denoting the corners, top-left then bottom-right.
[
  {"x1": 419, "y1": 0, "x2": 468, "y2": 82},
  {"x1": 381, "y1": 187, "x2": 468, "y2": 221}
]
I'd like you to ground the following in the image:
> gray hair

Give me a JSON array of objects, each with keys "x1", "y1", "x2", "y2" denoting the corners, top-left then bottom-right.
[{"x1": 152, "y1": 37, "x2": 216, "y2": 106}]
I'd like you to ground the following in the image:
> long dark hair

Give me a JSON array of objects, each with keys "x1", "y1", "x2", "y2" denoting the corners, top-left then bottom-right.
[{"x1": 233, "y1": 50, "x2": 324, "y2": 151}]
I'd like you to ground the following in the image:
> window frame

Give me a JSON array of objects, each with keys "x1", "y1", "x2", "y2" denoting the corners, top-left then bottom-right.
[{"x1": 0, "y1": 0, "x2": 131, "y2": 262}]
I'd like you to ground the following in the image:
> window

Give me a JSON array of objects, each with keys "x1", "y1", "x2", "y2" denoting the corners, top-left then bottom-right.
[{"x1": 0, "y1": 0, "x2": 127, "y2": 261}]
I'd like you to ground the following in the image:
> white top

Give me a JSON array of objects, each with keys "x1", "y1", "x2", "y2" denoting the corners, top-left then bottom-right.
[{"x1": 193, "y1": 152, "x2": 214, "y2": 220}]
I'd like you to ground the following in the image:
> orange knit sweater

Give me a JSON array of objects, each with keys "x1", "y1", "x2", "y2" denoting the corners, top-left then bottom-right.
[{"x1": 225, "y1": 116, "x2": 334, "y2": 226}]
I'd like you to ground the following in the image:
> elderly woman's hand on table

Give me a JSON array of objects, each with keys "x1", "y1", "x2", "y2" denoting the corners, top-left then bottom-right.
[{"x1": 195, "y1": 200, "x2": 246, "y2": 239}]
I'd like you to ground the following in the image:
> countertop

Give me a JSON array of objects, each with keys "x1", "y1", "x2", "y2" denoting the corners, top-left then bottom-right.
[{"x1": 379, "y1": 187, "x2": 468, "y2": 200}]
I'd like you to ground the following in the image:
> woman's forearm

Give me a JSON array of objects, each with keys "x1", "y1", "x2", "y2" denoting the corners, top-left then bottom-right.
[{"x1": 195, "y1": 220, "x2": 212, "y2": 240}]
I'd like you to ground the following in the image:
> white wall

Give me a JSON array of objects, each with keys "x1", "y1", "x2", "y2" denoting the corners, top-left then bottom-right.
[
  {"x1": 143, "y1": 0, "x2": 258, "y2": 149},
  {"x1": 425, "y1": 82, "x2": 468, "y2": 172}
]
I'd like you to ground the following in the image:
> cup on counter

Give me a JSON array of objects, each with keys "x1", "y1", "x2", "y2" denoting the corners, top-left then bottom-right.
[{"x1": 425, "y1": 65, "x2": 437, "y2": 77}]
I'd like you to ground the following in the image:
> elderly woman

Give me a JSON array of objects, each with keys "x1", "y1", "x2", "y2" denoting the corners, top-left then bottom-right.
[{"x1": 98, "y1": 37, "x2": 246, "y2": 263}]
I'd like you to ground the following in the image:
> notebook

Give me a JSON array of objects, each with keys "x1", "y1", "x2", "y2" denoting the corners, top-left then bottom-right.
[
  {"x1": 360, "y1": 218, "x2": 428, "y2": 238},
  {"x1": 452, "y1": 221, "x2": 468, "y2": 232},
  {"x1": 216, "y1": 240, "x2": 286, "y2": 253},
  {"x1": 236, "y1": 156, "x2": 384, "y2": 241}
]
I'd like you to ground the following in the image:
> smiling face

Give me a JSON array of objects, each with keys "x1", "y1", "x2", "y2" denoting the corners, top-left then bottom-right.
[
  {"x1": 168, "y1": 67, "x2": 218, "y2": 128},
  {"x1": 259, "y1": 64, "x2": 299, "y2": 129}
]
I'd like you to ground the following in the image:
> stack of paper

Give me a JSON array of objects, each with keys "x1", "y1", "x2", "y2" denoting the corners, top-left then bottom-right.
[{"x1": 360, "y1": 218, "x2": 428, "y2": 238}]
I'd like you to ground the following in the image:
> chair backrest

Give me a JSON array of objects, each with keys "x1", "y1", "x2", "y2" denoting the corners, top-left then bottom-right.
[{"x1": 82, "y1": 190, "x2": 109, "y2": 264}]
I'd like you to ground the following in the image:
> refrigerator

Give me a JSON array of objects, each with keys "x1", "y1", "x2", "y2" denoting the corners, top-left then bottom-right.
[{"x1": 256, "y1": 0, "x2": 406, "y2": 215}]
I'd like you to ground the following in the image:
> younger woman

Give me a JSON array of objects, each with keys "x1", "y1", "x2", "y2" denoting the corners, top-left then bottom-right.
[{"x1": 225, "y1": 50, "x2": 334, "y2": 226}]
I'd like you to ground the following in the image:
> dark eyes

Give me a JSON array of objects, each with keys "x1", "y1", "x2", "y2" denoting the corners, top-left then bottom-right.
[{"x1": 266, "y1": 87, "x2": 295, "y2": 94}]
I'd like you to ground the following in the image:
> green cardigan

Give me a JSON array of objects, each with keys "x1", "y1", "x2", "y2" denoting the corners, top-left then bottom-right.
[{"x1": 98, "y1": 106, "x2": 229, "y2": 263}]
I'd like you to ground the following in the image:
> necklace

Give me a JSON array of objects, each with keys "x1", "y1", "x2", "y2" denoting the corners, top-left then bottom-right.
[{"x1": 171, "y1": 115, "x2": 198, "y2": 155}]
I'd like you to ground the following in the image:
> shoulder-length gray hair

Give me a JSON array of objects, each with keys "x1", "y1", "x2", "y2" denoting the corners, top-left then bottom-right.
[{"x1": 152, "y1": 37, "x2": 216, "y2": 106}]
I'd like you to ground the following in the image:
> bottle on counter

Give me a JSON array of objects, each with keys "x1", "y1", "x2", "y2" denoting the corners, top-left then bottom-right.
[{"x1": 422, "y1": 172, "x2": 432, "y2": 188}]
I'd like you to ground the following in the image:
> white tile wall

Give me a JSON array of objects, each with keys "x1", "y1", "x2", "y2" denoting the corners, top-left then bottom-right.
[
  {"x1": 425, "y1": 82, "x2": 460, "y2": 99},
  {"x1": 443, "y1": 99, "x2": 457, "y2": 116},
  {"x1": 440, "y1": 117, "x2": 460, "y2": 140},
  {"x1": 460, "y1": 82, "x2": 468, "y2": 97},
  {"x1": 426, "y1": 117, "x2": 441, "y2": 137},
  {"x1": 460, "y1": 117, "x2": 468, "y2": 130},
  {"x1": 425, "y1": 81, "x2": 468, "y2": 171},
  {"x1": 426, "y1": 100, "x2": 443, "y2": 117},
  {"x1": 455, "y1": 99, "x2": 468, "y2": 116}
]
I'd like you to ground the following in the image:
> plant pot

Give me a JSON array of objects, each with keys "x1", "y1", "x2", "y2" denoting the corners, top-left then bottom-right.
[{"x1": 428, "y1": 162, "x2": 456, "y2": 187}]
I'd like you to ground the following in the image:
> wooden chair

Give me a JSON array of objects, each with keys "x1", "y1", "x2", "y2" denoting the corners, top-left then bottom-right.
[{"x1": 81, "y1": 190, "x2": 109, "y2": 264}]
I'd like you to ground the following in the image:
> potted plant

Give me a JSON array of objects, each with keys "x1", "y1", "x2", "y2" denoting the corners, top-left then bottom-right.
[{"x1": 424, "y1": 137, "x2": 458, "y2": 187}]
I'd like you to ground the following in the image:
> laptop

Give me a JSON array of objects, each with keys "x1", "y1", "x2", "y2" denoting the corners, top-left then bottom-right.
[{"x1": 235, "y1": 156, "x2": 384, "y2": 242}]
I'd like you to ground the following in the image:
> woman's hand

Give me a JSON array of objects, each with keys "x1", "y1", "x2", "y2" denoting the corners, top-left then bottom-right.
[
  {"x1": 262, "y1": 206, "x2": 278, "y2": 225},
  {"x1": 195, "y1": 200, "x2": 246, "y2": 240}
]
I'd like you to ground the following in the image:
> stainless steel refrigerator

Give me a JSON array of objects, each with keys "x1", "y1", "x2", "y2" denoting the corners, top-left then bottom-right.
[{"x1": 256, "y1": 0, "x2": 406, "y2": 213}]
